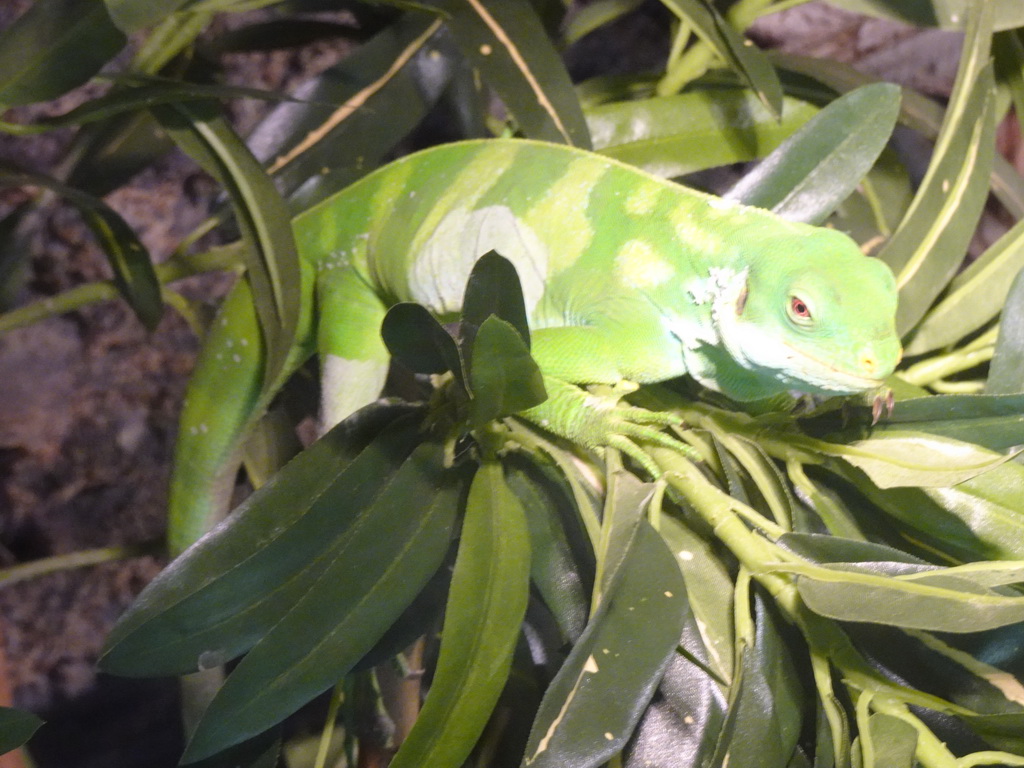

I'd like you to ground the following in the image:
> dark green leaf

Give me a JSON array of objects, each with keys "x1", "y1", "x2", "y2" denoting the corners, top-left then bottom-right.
[
  {"x1": 180, "y1": 440, "x2": 464, "y2": 763},
  {"x1": 522, "y1": 520, "x2": 687, "y2": 768},
  {"x1": 838, "y1": 459, "x2": 1024, "y2": 562},
  {"x1": 389, "y1": 461, "x2": 530, "y2": 768},
  {"x1": 563, "y1": 0, "x2": 644, "y2": 45},
  {"x1": 105, "y1": 0, "x2": 193, "y2": 33},
  {"x1": 382, "y1": 302, "x2": 463, "y2": 376},
  {"x1": 183, "y1": 728, "x2": 281, "y2": 768},
  {"x1": 468, "y1": 316, "x2": 545, "y2": 427},
  {"x1": 659, "y1": 0, "x2": 783, "y2": 117},
  {"x1": 710, "y1": 592, "x2": 803, "y2": 768},
  {"x1": 0, "y1": 170, "x2": 162, "y2": 329},
  {"x1": 793, "y1": 562, "x2": 1024, "y2": 632},
  {"x1": 437, "y1": 0, "x2": 591, "y2": 147},
  {"x1": 823, "y1": 430, "x2": 1014, "y2": 488},
  {"x1": 588, "y1": 90, "x2": 816, "y2": 178},
  {"x1": 778, "y1": 533, "x2": 927, "y2": 566},
  {"x1": 460, "y1": 251, "x2": 531, "y2": 348},
  {"x1": 99, "y1": 412, "x2": 424, "y2": 677},
  {"x1": 65, "y1": 110, "x2": 174, "y2": 197},
  {"x1": 0, "y1": 706, "x2": 43, "y2": 755},
  {"x1": 247, "y1": 14, "x2": 454, "y2": 207},
  {"x1": 905, "y1": 218, "x2": 1024, "y2": 355},
  {"x1": 0, "y1": 0, "x2": 125, "y2": 107},
  {"x1": 987, "y1": 267, "x2": 1024, "y2": 395},
  {"x1": 659, "y1": 515, "x2": 735, "y2": 681},
  {"x1": 961, "y1": 711, "x2": 1024, "y2": 752},
  {"x1": 153, "y1": 102, "x2": 302, "y2": 388},
  {"x1": 861, "y1": 713, "x2": 916, "y2": 768},
  {"x1": 870, "y1": 393, "x2": 1024, "y2": 450},
  {"x1": 878, "y1": 2, "x2": 997, "y2": 335},
  {"x1": 725, "y1": 83, "x2": 901, "y2": 224},
  {"x1": 503, "y1": 455, "x2": 591, "y2": 642}
]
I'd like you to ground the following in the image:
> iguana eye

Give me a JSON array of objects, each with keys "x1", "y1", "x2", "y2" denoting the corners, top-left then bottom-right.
[{"x1": 788, "y1": 296, "x2": 813, "y2": 324}]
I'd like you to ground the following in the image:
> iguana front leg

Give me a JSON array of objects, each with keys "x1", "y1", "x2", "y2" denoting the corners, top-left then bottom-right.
[{"x1": 522, "y1": 326, "x2": 697, "y2": 474}]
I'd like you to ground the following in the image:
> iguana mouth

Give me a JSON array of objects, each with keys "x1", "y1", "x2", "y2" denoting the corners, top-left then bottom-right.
[{"x1": 779, "y1": 341, "x2": 888, "y2": 393}]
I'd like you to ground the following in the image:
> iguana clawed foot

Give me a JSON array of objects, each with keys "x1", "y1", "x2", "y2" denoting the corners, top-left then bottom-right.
[
  {"x1": 870, "y1": 388, "x2": 895, "y2": 425},
  {"x1": 522, "y1": 378, "x2": 700, "y2": 478}
]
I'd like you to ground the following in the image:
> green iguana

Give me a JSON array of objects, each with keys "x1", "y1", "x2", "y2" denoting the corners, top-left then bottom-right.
[{"x1": 170, "y1": 138, "x2": 901, "y2": 553}]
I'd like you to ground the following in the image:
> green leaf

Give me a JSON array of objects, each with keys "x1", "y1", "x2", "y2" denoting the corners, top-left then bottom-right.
[
  {"x1": 382, "y1": 302, "x2": 463, "y2": 377},
  {"x1": 587, "y1": 89, "x2": 817, "y2": 178},
  {"x1": 659, "y1": 515, "x2": 735, "y2": 682},
  {"x1": 522, "y1": 520, "x2": 688, "y2": 768},
  {"x1": 153, "y1": 102, "x2": 302, "y2": 389},
  {"x1": 248, "y1": 14, "x2": 453, "y2": 207},
  {"x1": 877, "y1": 2, "x2": 997, "y2": 335},
  {"x1": 861, "y1": 713, "x2": 916, "y2": 768},
  {"x1": 725, "y1": 82, "x2": 901, "y2": 224},
  {"x1": 905, "y1": 217, "x2": 1024, "y2": 355},
  {"x1": 0, "y1": 0, "x2": 125, "y2": 107},
  {"x1": 437, "y1": 0, "x2": 591, "y2": 147},
  {"x1": 843, "y1": 459, "x2": 1024, "y2": 562},
  {"x1": 563, "y1": 0, "x2": 644, "y2": 45},
  {"x1": 388, "y1": 461, "x2": 530, "y2": 768},
  {"x1": 468, "y1": 316, "x2": 545, "y2": 427},
  {"x1": 0, "y1": 170, "x2": 162, "y2": 330},
  {"x1": 0, "y1": 706, "x2": 43, "y2": 755},
  {"x1": 460, "y1": 251, "x2": 531, "y2": 348},
  {"x1": 105, "y1": 0, "x2": 194, "y2": 33},
  {"x1": 503, "y1": 455, "x2": 591, "y2": 641},
  {"x1": 871, "y1": 393, "x2": 1024, "y2": 450},
  {"x1": 180, "y1": 440, "x2": 465, "y2": 763},
  {"x1": 823, "y1": 430, "x2": 1017, "y2": 488},
  {"x1": 659, "y1": 0, "x2": 783, "y2": 117},
  {"x1": 709, "y1": 593, "x2": 804, "y2": 768},
  {"x1": 987, "y1": 267, "x2": 1024, "y2": 395},
  {"x1": 786, "y1": 561, "x2": 1024, "y2": 632},
  {"x1": 99, "y1": 412, "x2": 425, "y2": 677}
]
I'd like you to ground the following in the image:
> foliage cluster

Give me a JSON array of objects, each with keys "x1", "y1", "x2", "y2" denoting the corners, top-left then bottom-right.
[{"x1": 2, "y1": 1, "x2": 1024, "y2": 767}]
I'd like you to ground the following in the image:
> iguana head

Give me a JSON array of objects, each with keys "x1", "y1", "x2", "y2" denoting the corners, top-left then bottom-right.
[{"x1": 709, "y1": 228, "x2": 901, "y2": 400}]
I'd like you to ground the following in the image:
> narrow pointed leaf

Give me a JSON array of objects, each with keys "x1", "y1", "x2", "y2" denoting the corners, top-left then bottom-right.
[
  {"x1": 437, "y1": 0, "x2": 590, "y2": 147},
  {"x1": 0, "y1": 0, "x2": 125, "y2": 107},
  {"x1": 725, "y1": 83, "x2": 901, "y2": 224},
  {"x1": 987, "y1": 267, "x2": 1024, "y2": 395},
  {"x1": 522, "y1": 520, "x2": 687, "y2": 768},
  {"x1": 876, "y1": 2, "x2": 997, "y2": 335},
  {"x1": 99, "y1": 411, "x2": 424, "y2": 677},
  {"x1": 709, "y1": 593, "x2": 803, "y2": 768},
  {"x1": 659, "y1": 0, "x2": 783, "y2": 117},
  {"x1": 389, "y1": 461, "x2": 530, "y2": 768},
  {"x1": 870, "y1": 393, "x2": 1024, "y2": 450},
  {"x1": 0, "y1": 707, "x2": 43, "y2": 754},
  {"x1": 248, "y1": 14, "x2": 454, "y2": 206},
  {"x1": 153, "y1": 102, "x2": 301, "y2": 388},
  {"x1": 0, "y1": 170, "x2": 162, "y2": 329},
  {"x1": 181, "y1": 441, "x2": 464, "y2": 763},
  {"x1": 588, "y1": 90, "x2": 816, "y2": 178},
  {"x1": 503, "y1": 455, "x2": 591, "y2": 642},
  {"x1": 788, "y1": 562, "x2": 1024, "y2": 632},
  {"x1": 105, "y1": 0, "x2": 193, "y2": 33},
  {"x1": 823, "y1": 431, "x2": 1016, "y2": 488},
  {"x1": 905, "y1": 217, "x2": 1024, "y2": 355}
]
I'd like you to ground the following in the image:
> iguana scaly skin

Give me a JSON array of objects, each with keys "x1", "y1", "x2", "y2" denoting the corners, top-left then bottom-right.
[{"x1": 169, "y1": 138, "x2": 901, "y2": 553}]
